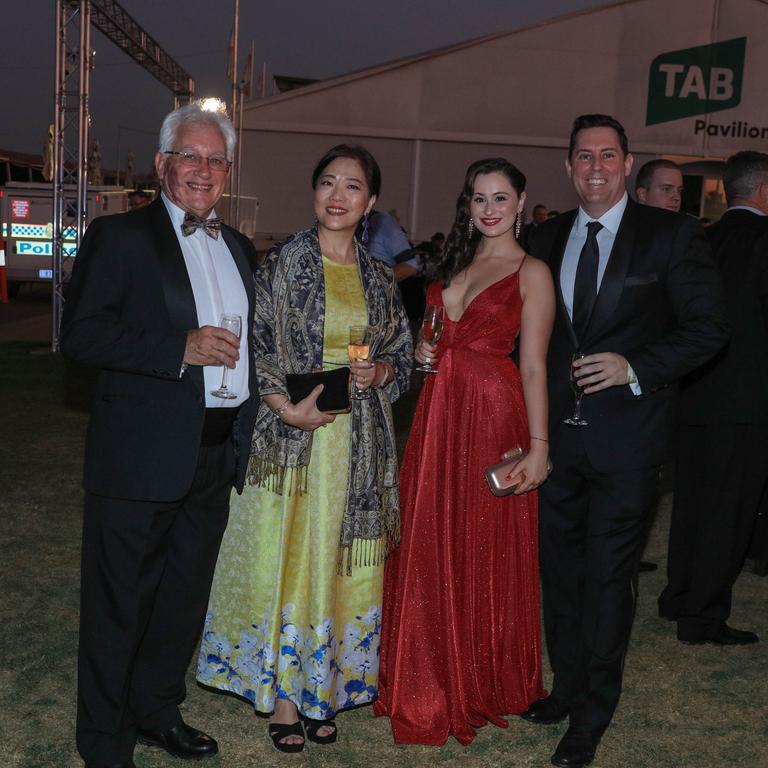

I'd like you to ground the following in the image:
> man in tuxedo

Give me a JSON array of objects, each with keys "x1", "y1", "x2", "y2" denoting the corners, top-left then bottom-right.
[
  {"x1": 658, "y1": 150, "x2": 768, "y2": 645},
  {"x1": 61, "y1": 103, "x2": 258, "y2": 768},
  {"x1": 520, "y1": 203, "x2": 549, "y2": 250},
  {"x1": 525, "y1": 114, "x2": 727, "y2": 768},
  {"x1": 634, "y1": 159, "x2": 684, "y2": 213},
  {"x1": 633, "y1": 157, "x2": 686, "y2": 575}
]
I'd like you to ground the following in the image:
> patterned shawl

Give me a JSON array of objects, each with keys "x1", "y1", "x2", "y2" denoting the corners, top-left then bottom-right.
[{"x1": 247, "y1": 227, "x2": 413, "y2": 573}]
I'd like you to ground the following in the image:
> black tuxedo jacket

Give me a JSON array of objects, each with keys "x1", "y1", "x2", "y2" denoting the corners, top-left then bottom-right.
[
  {"x1": 529, "y1": 198, "x2": 728, "y2": 472},
  {"x1": 61, "y1": 199, "x2": 259, "y2": 502},
  {"x1": 679, "y1": 208, "x2": 768, "y2": 426}
]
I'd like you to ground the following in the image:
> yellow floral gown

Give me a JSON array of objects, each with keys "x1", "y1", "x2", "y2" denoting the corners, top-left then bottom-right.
[{"x1": 197, "y1": 256, "x2": 383, "y2": 719}]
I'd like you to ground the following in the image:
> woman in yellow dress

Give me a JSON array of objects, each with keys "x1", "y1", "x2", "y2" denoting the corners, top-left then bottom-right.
[{"x1": 197, "y1": 144, "x2": 412, "y2": 752}]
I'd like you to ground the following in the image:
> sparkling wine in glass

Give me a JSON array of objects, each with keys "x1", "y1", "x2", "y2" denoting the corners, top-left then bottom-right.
[
  {"x1": 415, "y1": 304, "x2": 445, "y2": 374},
  {"x1": 210, "y1": 313, "x2": 242, "y2": 399},
  {"x1": 348, "y1": 325, "x2": 373, "y2": 400},
  {"x1": 564, "y1": 352, "x2": 588, "y2": 426}
]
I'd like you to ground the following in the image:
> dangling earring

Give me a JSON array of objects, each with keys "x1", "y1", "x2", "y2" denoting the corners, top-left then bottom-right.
[
  {"x1": 467, "y1": 218, "x2": 474, "y2": 238},
  {"x1": 362, "y1": 212, "x2": 370, "y2": 244},
  {"x1": 515, "y1": 213, "x2": 522, "y2": 240}
]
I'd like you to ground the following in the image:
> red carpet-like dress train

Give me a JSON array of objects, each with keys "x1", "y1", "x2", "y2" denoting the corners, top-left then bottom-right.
[{"x1": 374, "y1": 273, "x2": 545, "y2": 745}]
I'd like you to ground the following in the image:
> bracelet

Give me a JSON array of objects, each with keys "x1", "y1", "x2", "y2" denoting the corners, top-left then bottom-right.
[
  {"x1": 530, "y1": 436, "x2": 549, "y2": 443},
  {"x1": 374, "y1": 361, "x2": 392, "y2": 388},
  {"x1": 272, "y1": 396, "x2": 291, "y2": 419}
]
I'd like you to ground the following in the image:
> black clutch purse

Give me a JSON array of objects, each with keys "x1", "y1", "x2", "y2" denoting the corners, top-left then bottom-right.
[{"x1": 285, "y1": 367, "x2": 351, "y2": 414}]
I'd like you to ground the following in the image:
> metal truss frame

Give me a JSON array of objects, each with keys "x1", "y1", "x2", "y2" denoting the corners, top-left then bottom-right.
[{"x1": 52, "y1": 0, "x2": 194, "y2": 350}]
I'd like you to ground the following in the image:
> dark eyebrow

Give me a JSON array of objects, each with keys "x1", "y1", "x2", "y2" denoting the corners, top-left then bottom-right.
[
  {"x1": 575, "y1": 147, "x2": 618, "y2": 154},
  {"x1": 318, "y1": 173, "x2": 364, "y2": 184}
]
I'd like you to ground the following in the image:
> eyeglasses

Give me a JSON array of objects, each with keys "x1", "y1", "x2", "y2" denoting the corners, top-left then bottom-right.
[{"x1": 164, "y1": 151, "x2": 232, "y2": 172}]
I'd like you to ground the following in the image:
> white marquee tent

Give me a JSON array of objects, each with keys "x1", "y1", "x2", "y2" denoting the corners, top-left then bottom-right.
[{"x1": 238, "y1": 0, "x2": 768, "y2": 243}]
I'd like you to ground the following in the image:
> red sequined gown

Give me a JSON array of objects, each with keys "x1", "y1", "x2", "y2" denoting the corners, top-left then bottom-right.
[{"x1": 374, "y1": 273, "x2": 545, "y2": 745}]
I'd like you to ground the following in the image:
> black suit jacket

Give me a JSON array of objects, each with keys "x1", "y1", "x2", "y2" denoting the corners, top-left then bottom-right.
[
  {"x1": 529, "y1": 198, "x2": 728, "y2": 472},
  {"x1": 679, "y1": 208, "x2": 768, "y2": 425},
  {"x1": 61, "y1": 199, "x2": 259, "y2": 501}
]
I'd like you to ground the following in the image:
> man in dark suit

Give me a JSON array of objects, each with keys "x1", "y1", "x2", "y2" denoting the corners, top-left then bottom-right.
[
  {"x1": 632, "y1": 157, "x2": 686, "y2": 575},
  {"x1": 520, "y1": 203, "x2": 549, "y2": 250},
  {"x1": 524, "y1": 114, "x2": 727, "y2": 768},
  {"x1": 658, "y1": 150, "x2": 768, "y2": 645},
  {"x1": 61, "y1": 103, "x2": 258, "y2": 768}
]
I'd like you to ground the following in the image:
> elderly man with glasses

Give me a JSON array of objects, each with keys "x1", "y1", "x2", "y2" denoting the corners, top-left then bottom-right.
[{"x1": 61, "y1": 102, "x2": 259, "y2": 768}]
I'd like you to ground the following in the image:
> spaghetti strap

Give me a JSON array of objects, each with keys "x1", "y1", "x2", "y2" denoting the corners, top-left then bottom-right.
[{"x1": 514, "y1": 253, "x2": 527, "y2": 274}]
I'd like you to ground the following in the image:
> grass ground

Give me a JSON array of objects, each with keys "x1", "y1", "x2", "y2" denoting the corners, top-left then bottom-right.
[{"x1": 0, "y1": 340, "x2": 765, "y2": 768}]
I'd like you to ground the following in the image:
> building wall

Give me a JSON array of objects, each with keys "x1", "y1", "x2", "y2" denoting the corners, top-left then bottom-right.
[{"x1": 239, "y1": 0, "x2": 768, "y2": 239}]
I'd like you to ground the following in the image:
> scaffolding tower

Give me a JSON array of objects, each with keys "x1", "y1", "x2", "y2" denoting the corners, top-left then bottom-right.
[{"x1": 52, "y1": 0, "x2": 195, "y2": 350}]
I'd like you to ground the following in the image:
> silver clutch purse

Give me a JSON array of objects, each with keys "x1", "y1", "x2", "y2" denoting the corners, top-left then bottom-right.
[{"x1": 484, "y1": 447, "x2": 526, "y2": 496}]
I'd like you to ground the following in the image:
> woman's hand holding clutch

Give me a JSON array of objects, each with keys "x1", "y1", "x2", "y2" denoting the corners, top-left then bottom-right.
[
  {"x1": 509, "y1": 443, "x2": 551, "y2": 495},
  {"x1": 264, "y1": 386, "x2": 336, "y2": 432}
]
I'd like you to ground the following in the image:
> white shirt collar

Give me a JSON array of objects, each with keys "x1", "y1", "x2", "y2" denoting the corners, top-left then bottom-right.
[
  {"x1": 727, "y1": 204, "x2": 767, "y2": 217},
  {"x1": 160, "y1": 191, "x2": 219, "y2": 227},
  {"x1": 576, "y1": 192, "x2": 628, "y2": 235}
]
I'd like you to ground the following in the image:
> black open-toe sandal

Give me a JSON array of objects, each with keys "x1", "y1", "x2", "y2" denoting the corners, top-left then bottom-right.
[
  {"x1": 303, "y1": 718, "x2": 337, "y2": 745},
  {"x1": 268, "y1": 721, "x2": 305, "y2": 753}
]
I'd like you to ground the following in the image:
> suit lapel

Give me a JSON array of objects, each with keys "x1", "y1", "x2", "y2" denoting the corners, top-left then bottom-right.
[
  {"x1": 550, "y1": 211, "x2": 579, "y2": 348},
  {"x1": 582, "y1": 200, "x2": 635, "y2": 342},
  {"x1": 148, "y1": 200, "x2": 204, "y2": 395}
]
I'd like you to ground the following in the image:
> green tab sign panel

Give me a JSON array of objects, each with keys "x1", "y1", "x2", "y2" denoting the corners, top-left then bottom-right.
[{"x1": 646, "y1": 37, "x2": 746, "y2": 126}]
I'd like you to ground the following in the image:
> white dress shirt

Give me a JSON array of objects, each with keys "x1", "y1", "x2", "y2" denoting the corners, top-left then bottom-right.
[
  {"x1": 560, "y1": 193, "x2": 641, "y2": 394},
  {"x1": 560, "y1": 193, "x2": 628, "y2": 320},
  {"x1": 162, "y1": 193, "x2": 249, "y2": 407}
]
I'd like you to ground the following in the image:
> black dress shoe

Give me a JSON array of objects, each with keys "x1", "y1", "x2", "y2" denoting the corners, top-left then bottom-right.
[
  {"x1": 551, "y1": 728, "x2": 598, "y2": 768},
  {"x1": 520, "y1": 696, "x2": 569, "y2": 725},
  {"x1": 638, "y1": 560, "x2": 658, "y2": 572},
  {"x1": 678, "y1": 622, "x2": 759, "y2": 645},
  {"x1": 137, "y1": 723, "x2": 218, "y2": 760}
]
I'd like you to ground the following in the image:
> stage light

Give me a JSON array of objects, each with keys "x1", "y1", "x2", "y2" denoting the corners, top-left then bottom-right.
[{"x1": 198, "y1": 97, "x2": 228, "y2": 115}]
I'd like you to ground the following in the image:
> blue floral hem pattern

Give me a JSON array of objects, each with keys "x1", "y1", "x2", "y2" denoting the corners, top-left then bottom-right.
[{"x1": 197, "y1": 602, "x2": 381, "y2": 719}]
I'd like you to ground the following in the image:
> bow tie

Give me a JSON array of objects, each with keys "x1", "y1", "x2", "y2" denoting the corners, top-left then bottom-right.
[{"x1": 181, "y1": 212, "x2": 223, "y2": 239}]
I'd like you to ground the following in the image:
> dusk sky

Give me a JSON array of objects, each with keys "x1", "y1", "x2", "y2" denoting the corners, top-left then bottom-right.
[{"x1": 1, "y1": 0, "x2": 615, "y2": 175}]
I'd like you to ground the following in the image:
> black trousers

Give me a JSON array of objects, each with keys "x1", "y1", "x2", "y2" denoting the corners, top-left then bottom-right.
[
  {"x1": 539, "y1": 428, "x2": 659, "y2": 737},
  {"x1": 659, "y1": 423, "x2": 768, "y2": 634},
  {"x1": 76, "y1": 441, "x2": 235, "y2": 767}
]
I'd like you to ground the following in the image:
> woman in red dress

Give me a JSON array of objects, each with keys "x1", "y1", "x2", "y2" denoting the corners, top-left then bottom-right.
[{"x1": 375, "y1": 158, "x2": 555, "y2": 745}]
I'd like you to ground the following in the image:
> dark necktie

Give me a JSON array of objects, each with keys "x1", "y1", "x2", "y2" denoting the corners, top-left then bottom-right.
[
  {"x1": 572, "y1": 220, "x2": 603, "y2": 342},
  {"x1": 181, "y1": 212, "x2": 223, "y2": 239}
]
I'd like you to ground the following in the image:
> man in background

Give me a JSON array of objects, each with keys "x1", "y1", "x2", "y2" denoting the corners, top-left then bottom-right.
[
  {"x1": 633, "y1": 157, "x2": 686, "y2": 574},
  {"x1": 127, "y1": 189, "x2": 152, "y2": 210},
  {"x1": 635, "y1": 159, "x2": 684, "y2": 213},
  {"x1": 366, "y1": 209, "x2": 417, "y2": 282},
  {"x1": 520, "y1": 202, "x2": 548, "y2": 250},
  {"x1": 659, "y1": 150, "x2": 768, "y2": 646}
]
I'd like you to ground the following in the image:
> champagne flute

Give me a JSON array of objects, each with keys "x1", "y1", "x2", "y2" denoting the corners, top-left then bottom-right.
[
  {"x1": 564, "y1": 352, "x2": 588, "y2": 426},
  {"x1": 415, "y1": 304, "x2": 445, "y2": 373},
  {"x1": 348, "y1": 325, "x2": 373, "y2": 400},
  {"x1": 210, "y1": 313, "x2": 242, "y2": 399}
]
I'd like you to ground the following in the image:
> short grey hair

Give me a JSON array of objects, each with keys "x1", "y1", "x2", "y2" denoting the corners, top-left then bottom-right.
[
  {"x1": 158, "y1": 103, "x2": 236, "y2": 161},
  {"x1": 723, "y1": 150, "x2": 768, "y2": 204}
]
